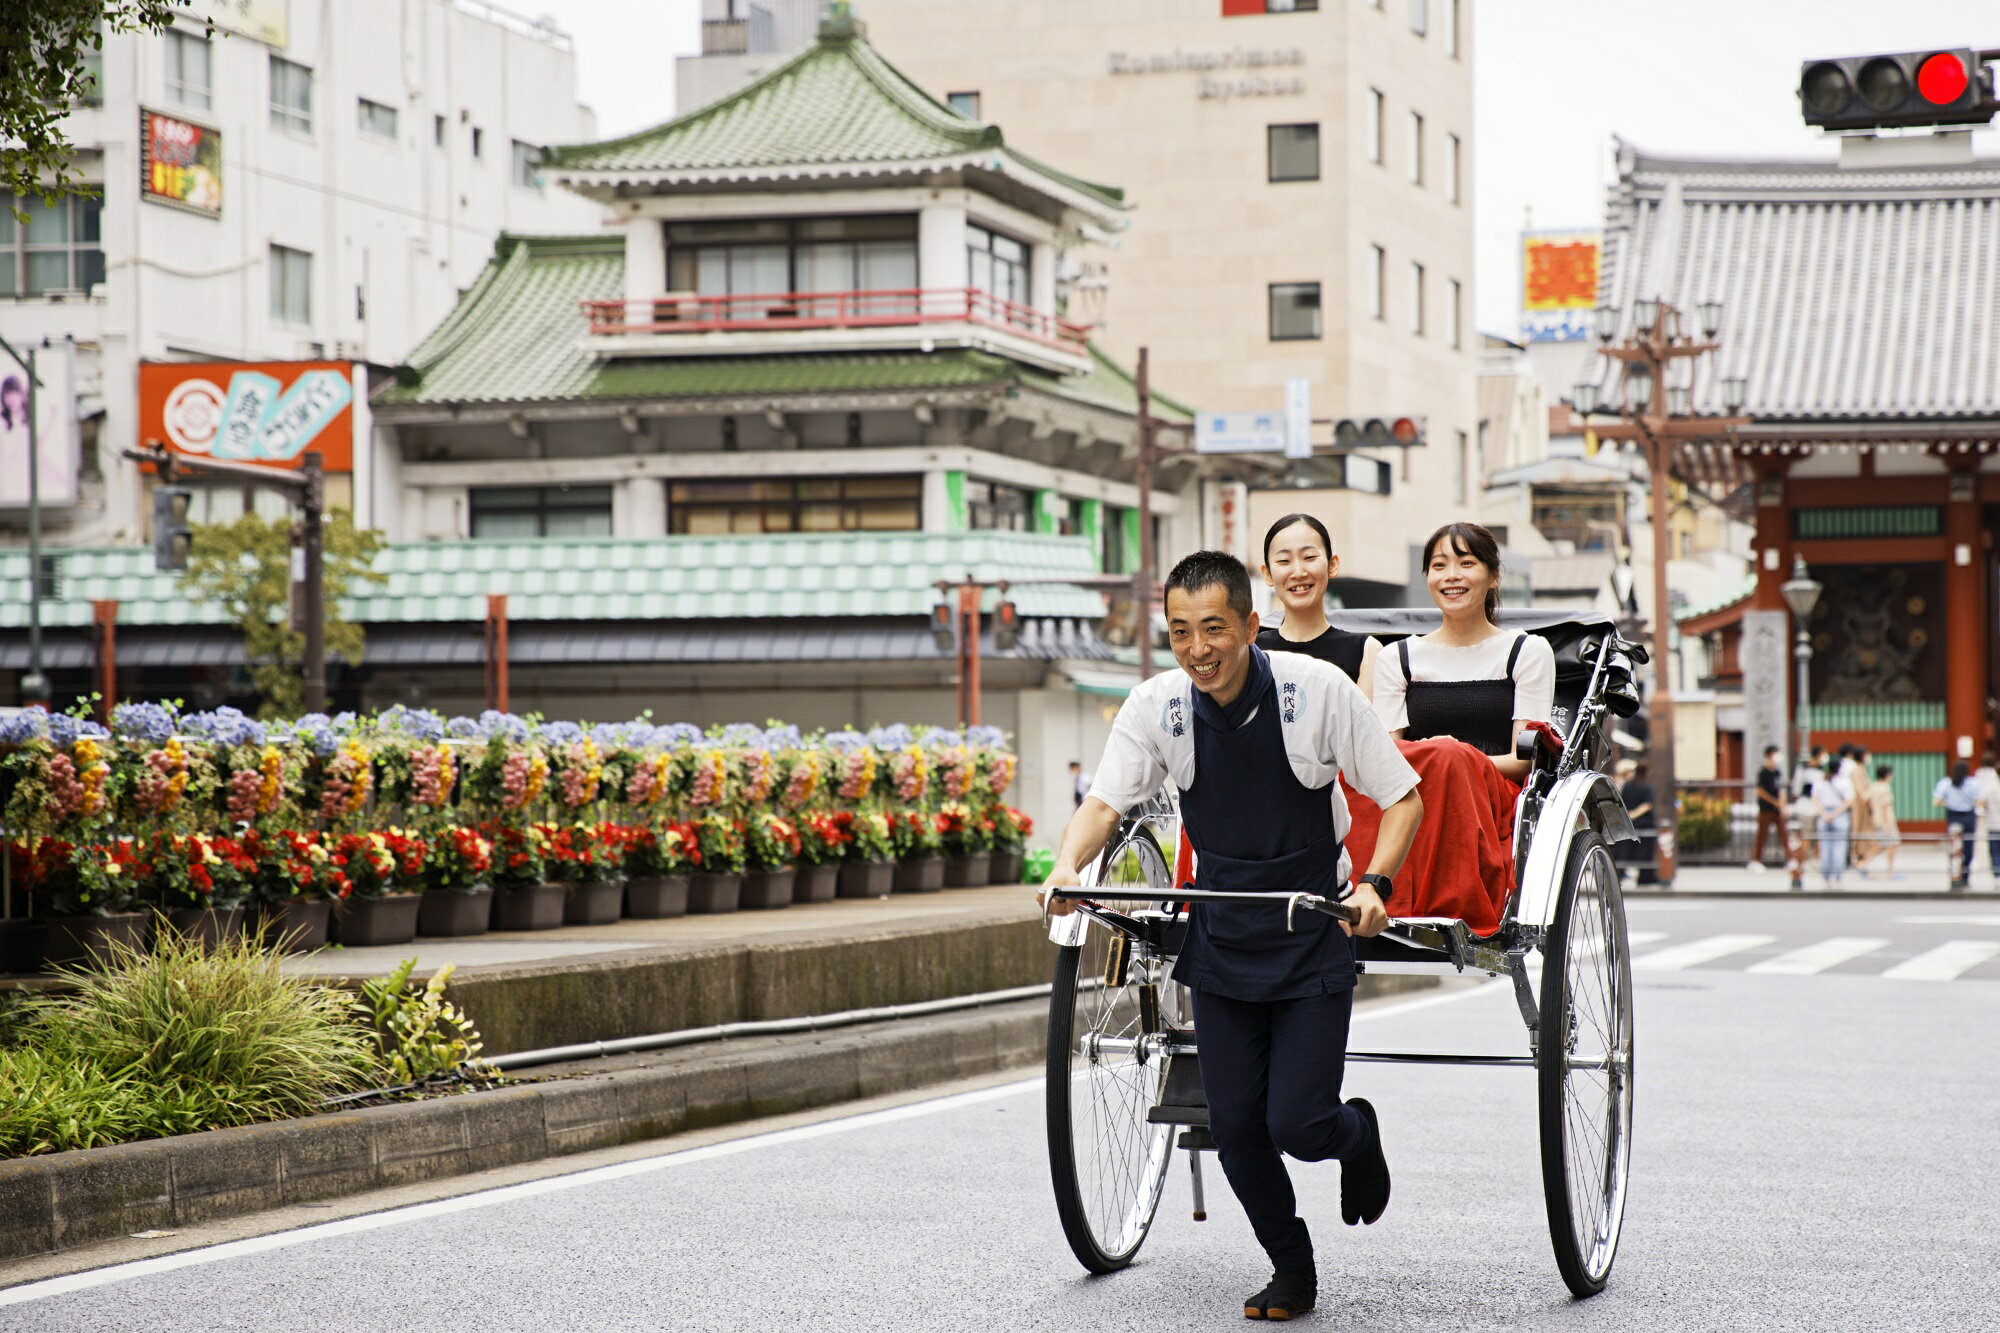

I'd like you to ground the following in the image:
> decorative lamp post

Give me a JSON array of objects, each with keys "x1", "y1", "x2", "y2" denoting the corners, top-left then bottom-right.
[
  {"x1": 1567, "y1": 298, "x2": 1751, "y2": 889},
  {"x1": 1779, "y1": 556, "x2": 1824, "y2": 772}
]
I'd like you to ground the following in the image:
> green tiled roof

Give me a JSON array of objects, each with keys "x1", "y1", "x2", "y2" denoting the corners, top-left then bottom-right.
[
  {"x1": 0, "y1": 532, "x2": 1107, "y2": 630},
  {"x1": 545, "y1": 20, "x2": 1123, "y2": 213},
  {"x1": 378, "y1": 234, "x2": 1190, "y2": 423},
  {"x1": 1675, "y1": 574, "x2": 1757, "y2": 625}
]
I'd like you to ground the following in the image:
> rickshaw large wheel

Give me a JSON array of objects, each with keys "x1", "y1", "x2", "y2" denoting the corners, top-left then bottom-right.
[
  {"x1": 1536, "y1": 828, "x2": 1636, "y2": 1298},
  {"x1": 1046, "y1": 827, "x2": 1180, "y2": 1274}
]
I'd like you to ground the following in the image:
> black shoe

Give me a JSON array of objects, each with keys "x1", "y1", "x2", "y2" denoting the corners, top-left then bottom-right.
[
  {"x1": 1243, "y1": 1269, "x2": 1317, "y2": 1321},
  {"x1": 1341, "y1": 1097, "x2": 1391, "y2": 1226}
]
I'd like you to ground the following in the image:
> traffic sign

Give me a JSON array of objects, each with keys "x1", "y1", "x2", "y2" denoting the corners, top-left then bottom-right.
[
  {"x1": 1284, "y1": 377, "x2": 1312, "y2": 459},
  {"x1": 1196, "y1": 410, "x2": 1286, "y2": 454}
]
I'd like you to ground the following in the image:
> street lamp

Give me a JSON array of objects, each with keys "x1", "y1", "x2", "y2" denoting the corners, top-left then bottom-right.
[
  {"x1": 1626, "y1": 362, "x2": 1655, "y2": 411},
  {"x1": 1594, "y1": 304, "x2": 1621, "y2": 342},
  {"x1": 1721, "y1": 374, "x2": 1748, "y2": 415},
  {"x1": 1666, "y1": 385, "x2": 1692, "y2": 417},
  {"x1": 1696, "y1": 298, "x2": 1724, "y2": 339},
  {"x1": 1780, "y1": 555, "x2": 1824, "y2": 772},
  {"x1": 1571, "y1": 381, "x2": 1600, "y2": 416},
  {"x1": 1633, "y1": 298, "x2": 1660, "y2": 335}
]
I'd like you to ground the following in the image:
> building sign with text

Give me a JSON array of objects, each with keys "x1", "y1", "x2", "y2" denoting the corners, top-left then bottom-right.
[
  {"x1": 140, "y1": 361, "x2": 355, "y2": 472},
  {"x1": 140, "y1": 110, "x2": 223, "y2": 217},
  {"x1": 1521, "y1": 229, "x2": 1600, "y2": 343}
]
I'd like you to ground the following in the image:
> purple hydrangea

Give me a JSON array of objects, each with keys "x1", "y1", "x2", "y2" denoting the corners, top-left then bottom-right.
[
  {"x1": 0, "y1": 710, "x2": 49, "y2": 744},
  {"x1": 924, "y1": 729, "x2": 965, "y2": 749},
  {"x1": 966, "y1": 726, "x2": 1007, "y2": 748},
  {"x1": 284, "y1": 713, "x2": 339, "y2": 756},
  {"x1": 823, "y1": 730, "x2": 868, "y2": 752},
  {"x1": 594, "y1": 721, "x2": 661, "y2": 749},
  {"x1": 375, "y1": 704, "x2": 447, "y2": 742},
  {"x1": 474, "y1": 710, "x2": 529, "y2": 743},
  {"x1": 655, "y1": 723, "x2": 705, "y2": 747},
  {"x1": 182, "y1": 706, "x2": 266, "y2": 748},
  {"x1": 716, "y1": 723, "x2": 765, "y2": 747},
  {"x1": 539, "y1": 720, "x2": 585, "y2": 745},
  {"x1": 761, "y1": 725, "x2": 804, "y2": 749},
  {"x1": 868, "y1": 724, "x2": 914, "y2": 749},
  {"x1": 446, "y1": 714, "x2": 482, "y2": 738},
  {"x1": 48, "y1": 713, "x2": 110, "y2": 746},
  {"x1": 110, "y1": 700, "x2": 180, "y2": 743}
]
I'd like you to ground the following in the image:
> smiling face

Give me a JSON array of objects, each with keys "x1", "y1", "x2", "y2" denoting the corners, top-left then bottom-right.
[
  {"x1": 1167, "y1": 584, "x2": 1260, "y2": 704},
  {"x1": 1425, "y1": 533, "x2": 1499, "y2": 621},
  {"x1": 1262, "y1": 519, "x2": 1334, "y2": 615}
]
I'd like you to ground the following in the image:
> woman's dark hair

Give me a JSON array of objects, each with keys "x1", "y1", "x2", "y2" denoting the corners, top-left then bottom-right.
[
  {"x1": 1952, "y1": 760, "x2": 1972, "y2": 785},
  {"x1": 0, "y1": 375, "x2": 22, "y2": 429},
  {"x1": 1262, "y1": 512, "x2": 1333, "y2": 567},
  {"x1": 1875, "y1": 764, "x2": 1893, "y2": 780},
  {"x1": 1165, "y1": 549, "x2": 1254, "y2": 621},
  {"x1": 1421, "y1": 521, "x2": 1503, "y2": 621}
]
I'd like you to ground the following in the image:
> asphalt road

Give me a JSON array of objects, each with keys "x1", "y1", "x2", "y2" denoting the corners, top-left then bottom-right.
[{"x1": 6, "y1": 898, "x2": 1998, "y2": 1332}]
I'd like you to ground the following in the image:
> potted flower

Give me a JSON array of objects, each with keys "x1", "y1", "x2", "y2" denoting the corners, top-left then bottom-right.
[
  {"x1": 254, "y1": 829, "x2": 338, "y2": 953},
  {"x1": 44, "y1": 837, "x2": 152, "y2": 968},
  {"x1": 833, "y1": 810, "x2": 896, "y2": 899},
  {"x1": 793, "y1": 812, "x2": 844, "y2": 903},
  {"x1": 328, "y1": 830, "x2": 423, "y2": 947},
  {"x1": 620, "y1": 821, "x2": 696, "y2": 919},
  {"x1": 416, "y1": 824, "x2": 493, "y2": 937},
  {"x1": 688, "y1": 815, "x2": 745, "y2": 913},
  {"x1": 936, "y1": 801, "x2": 994, "y2": 888},
  {"x1": 1, "y1": 836, "x2": 70, "y2": 973},
  {"x1": 489, "y1": 822, "x2": 562, "y2": 931},
  {"x1": 562, "y1": 822, "x2": 626, "y2": 925},
  {"x1": 154, "y1": 832, "x2": 248, "y2": 948},
  {"x1": 988, "y1": 805, "x2": 1032, "y2": 886},
  {"x1": 740, "y1": 811, "x2": 801, "y2": 911},
  {"x1": 891, "y1": 809, "x2": 945, "y2": 893}
]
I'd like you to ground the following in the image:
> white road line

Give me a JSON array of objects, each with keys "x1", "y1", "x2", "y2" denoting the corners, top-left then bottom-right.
[
  {"x1": 1747, "y1": 937, "x2": 1889, "y2": 976},
  {"x1": 1892, "y1": 914, "x2": 2000, "y2": 927},
  {"x1": 1632, "y1": 933, "x2": 1775, "y2": 972},
  {"x1": 0, "y1": 982, "x2": 1497, "y2": 1307},
  {"x1": 1880, "y1": 941, "x2": 2000, "y2": 982},
  {"x1": 1626, "y1": 930, "x2": 1668, "y2": 947}
]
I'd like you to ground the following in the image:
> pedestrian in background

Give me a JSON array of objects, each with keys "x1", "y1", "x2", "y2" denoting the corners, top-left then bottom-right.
[
  {"x1": 1933, "y1": 761, "x2": 1980, "y2": 892},
  {"x1": 1750, "y1": 744, "x2": 1787, "y2": 873},
  {"x1": 1794, "y1": 744, "x2": 1827, "y2": 800},
  {"x1": 1975, "y1": 751, "x2": 2000, "y2": 885},
  {"x1": 1846, "y1": 746, "x2": 1874, "y2": 870},
  {"x1": 1811, "y1": 756, "x2": 1852, "y2": 887},
  {"x1": 1854, "y1": 763, "x2": 1900, "y2": 879},
  {"x1": 1619, "y1": 761, "x2": 1657, "y2": 886},
  {"x1": 1069, "y1": 760, "x2": 1091, "y2": 808}
]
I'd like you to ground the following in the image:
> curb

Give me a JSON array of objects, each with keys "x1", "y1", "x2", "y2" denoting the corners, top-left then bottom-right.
[{"x1": 0, "y1": 973, "x2": 1442, "y2": 1266}]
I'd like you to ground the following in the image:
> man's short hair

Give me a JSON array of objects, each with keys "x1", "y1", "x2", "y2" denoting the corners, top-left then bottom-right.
[
  {"x1": 1764, "y1": 745, "x2": 1781, "y2": 758},
  {"x1": 1164, "y1": 550, "x2": 1253, "y2": 621}
]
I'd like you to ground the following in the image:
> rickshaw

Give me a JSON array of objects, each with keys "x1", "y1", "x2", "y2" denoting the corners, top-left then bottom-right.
[{"x1": 1042, "y1": 611, "x2": 1646, "y2": 1298}]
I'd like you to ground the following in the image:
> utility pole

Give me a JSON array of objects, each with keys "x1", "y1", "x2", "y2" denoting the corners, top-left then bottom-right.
[
  {"x1": 1135, "y1": 346, "x2": 1156, "y2": 681},
  {"x1": 1, "y1": 334, "x2": 49, "y2": 706}
]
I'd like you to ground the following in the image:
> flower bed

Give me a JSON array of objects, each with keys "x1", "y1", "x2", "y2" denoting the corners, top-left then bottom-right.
[{"x1": 1, "y1": 705, "x2": 1026, "y2": 961}]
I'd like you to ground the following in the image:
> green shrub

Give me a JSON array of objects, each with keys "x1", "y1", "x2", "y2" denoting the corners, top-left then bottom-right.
[
  {"x1": 0, "y1": 1046, "x2": 155, "y2": 1156},
  {"x1": 355, "y1": 959, "x2": 492, "y2": 1086}
]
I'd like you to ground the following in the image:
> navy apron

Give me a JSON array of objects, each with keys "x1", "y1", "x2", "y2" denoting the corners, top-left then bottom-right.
[
  {"x1": 1174, "y1": 673, "x2": 1351, "y2": 1000},
  {"x1": 1399, "y1": 634, "x2": 1524, "y2": 757}
]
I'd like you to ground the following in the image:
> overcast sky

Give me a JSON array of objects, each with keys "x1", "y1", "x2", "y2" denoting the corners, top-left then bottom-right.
[{"x1": 547, "y1": 0, "x2": 1998, "y2": 337}]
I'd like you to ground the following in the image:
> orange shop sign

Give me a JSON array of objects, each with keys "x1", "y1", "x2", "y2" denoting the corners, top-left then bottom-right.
[{"x1": 139, "y1": 361, "x2": 355, "y2": 472}]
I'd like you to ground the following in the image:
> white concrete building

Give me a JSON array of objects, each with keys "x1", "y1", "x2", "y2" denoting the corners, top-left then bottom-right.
[{"x1": 0, "y1": 0, "x2": 599, "y2": 545}]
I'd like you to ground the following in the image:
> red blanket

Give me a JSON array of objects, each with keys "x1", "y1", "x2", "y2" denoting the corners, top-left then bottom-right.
[{"x1": 1341, "y1": 738, "x2": 1519, "y2": 936}]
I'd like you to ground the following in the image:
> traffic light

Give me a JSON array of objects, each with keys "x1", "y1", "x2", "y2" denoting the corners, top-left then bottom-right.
[
  {"x1": 1330, "y1": 416, "x2": 1425, "y2": 450},
  {"x1": 1799, "y1": 49, "x2": 1997, "y2": 132},
  {"x1": 152, "y1": 485, "x2": 192, "y2": 571},
  {"x1": 993, "y1": 598, "x2": 1020, "y2": 652},
  {"x1": 929, "y1": 600, "x2": 956, "y2": 652}
]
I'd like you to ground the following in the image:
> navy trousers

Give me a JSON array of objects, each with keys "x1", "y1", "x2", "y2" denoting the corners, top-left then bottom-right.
[{"x1": 1193, "y1": 986, "x2": 1371, "y2": 1272}]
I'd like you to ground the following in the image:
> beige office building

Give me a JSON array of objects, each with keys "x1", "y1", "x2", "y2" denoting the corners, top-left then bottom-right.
[{"x1": 680, "y1": 0, "x2": 1478, "y2": 600}]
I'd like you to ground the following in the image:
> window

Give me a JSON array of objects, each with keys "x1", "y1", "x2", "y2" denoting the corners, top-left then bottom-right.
[
  {"x1": 357, "y1": 97, "x2": 398, "y2": 140},
  {"x1": 1444, "y1": 0, "x2": 1459, "y2": 56},
  {"x1": 667, "y1": 476, "x2": 921, "y2": 535},
  {"x1": 1366, "y1": 89, "x2": 1384, "y2": 164},
  {"x1": 78, "y1": 52, "x2": 103, "y2": 107},
  {"x1": 269, "y1": 244, "x2": 312, "y2": 325},
  {"x1": 1448, "y1": 278, "x2": 1462, "y2": 348},
  {"x1": 269, "y1": 56, "x2": 312, "y2": 135},
  {"x1": 0, "y1": 193, "x2": 104, "y2": 296},
  {"x1": 1368, "y1": 245, "x2": 1385, "y2": 319},
  {"x1": 1411, "y1": 0, "x2": 1428, "y2": 35},
  {"x1": 1268, "y1": 282, "x2": 1321, "y2": 340},
  {"x1": 433, "y1": 114, "x2": 446, "y2": 147},
  {"x1": 1408, "y1": 112, "x2": 1423, "y2": 184},
  {"x1": 1267, "y1": 123, "x2": 1319, "y2": 182},
  {"x1": 1102, "y1": 505, "x2": 1130, "y2": 574},
  {"x1": 164, "y1": 29, "x2": 211, "y2": 110},
  {"x1": 666, "y1": 216, "x2": 918, "y2": 307},
  {"x1": 470, "y1": 485, "x2": 614, "y2": 540},
  {"x1": 511, "y1": 140, "x2": 542, "y2": 190},
  {"x1": 946, "y1": 91, "x2": 980, "y2": 119},
  {"x1": 1454, "y1": 431, "x2": 1469, "y2": 505},
  {"x1": 1409, "y1": 261, "x2": 1425, "y2": 335},
  {"x1": 967, "y1": 223, "x2": 1030, "y2": 307},
  {"x1": 1446, "y1": 132, "x2": 1461, "y2": 204},
  {"x1": 471, "y1": 126, "x2": 484, "y2": 158},
  {"x1": 1221, "y1": 0, "x2": 1317, "y2": 11},
  {"x1": 966, "y1": 478, "x2": 1031, "y2": 531}
]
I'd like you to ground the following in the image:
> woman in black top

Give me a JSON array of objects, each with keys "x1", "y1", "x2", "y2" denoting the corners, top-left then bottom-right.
[{"x1": 1254, "y1": 512, "x2": 1380, "y2": 696}]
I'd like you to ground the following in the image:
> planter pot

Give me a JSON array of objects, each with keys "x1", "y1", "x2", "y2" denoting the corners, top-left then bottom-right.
[
  {"x1": 893, "y1": 856, "x2": 946, "y2": 894},
  {"x1": 418, "y1": 886, "x2": 493, "y2": 938},
  {"x1": 739, "y1": 868, "x2": 795, "y2": 911},
  {"x1": 494, "y1": 882, "x2": 566, "y2": 931},
  {"x1": 838, "y1": 861, "x2": 896, "y2": 899},
  {"x1": 263, "y1": 898, "x2": 332, "y2": 953},
  {"x1": 687, "y1": 872, "x2": 741, "y2": 914},
  {"x1": 563, "y1": 879, "x2": 625, "y2": 925},
  {"x1": 794, "y1": 863, "x2": 840, "y2": 904},
  {"x1": 331, "y1": 894, "x2": 421, "y2": 948},
  {"x1": 0, "y1": 918, "x2": 46, "y2": 975},
  {"x1": 989, "y1": 848, "x2": 1024, "y2": 885},
  {"x1": 625, "y1": 874, "x2": 690, "y2": 919},
  {"x1": 161, "y1": 905, "x2": 247, "y2": 950},
  {"x1": 43, "y1": 912, "x2": 151, "y2": 970},
  {"x1": 944, "y1": 853, "x2": 991, "y2": 888}
]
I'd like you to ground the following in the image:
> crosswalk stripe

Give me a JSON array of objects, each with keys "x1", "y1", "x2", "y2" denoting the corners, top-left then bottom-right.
[
  {"x1": 1748, "y1": 937, "x2": 1889, "y2": 976},
  {"x1": 1633, "y1": 933, "x2": 1775, "y2": 972},
  {"x1": 1880, "y1": 941, "x2": 2000, "y2": 982},
  {"x1": 1624, "y1": 930, "x2": 1667, "y2": 947}
]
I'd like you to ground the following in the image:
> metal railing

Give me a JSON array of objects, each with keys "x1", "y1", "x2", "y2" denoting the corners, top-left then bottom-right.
[{"x1": 579, "y1": 287, "x2": 1092, "y2": 355}]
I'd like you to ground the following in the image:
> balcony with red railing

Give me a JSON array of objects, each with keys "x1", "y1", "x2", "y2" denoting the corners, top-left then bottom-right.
[{"x1": 578, "y1": 287, "x2": 1094, "y2": 374}]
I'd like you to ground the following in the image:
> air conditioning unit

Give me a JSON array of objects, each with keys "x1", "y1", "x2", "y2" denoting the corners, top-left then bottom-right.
[{"x1": 333, "y1": 339, "x2": 366, "y2": 361}]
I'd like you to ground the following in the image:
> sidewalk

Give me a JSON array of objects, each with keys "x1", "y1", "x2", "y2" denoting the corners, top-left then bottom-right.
[{"x1": 1648, "y1": 845, "x2": 2000, "y2": 897}]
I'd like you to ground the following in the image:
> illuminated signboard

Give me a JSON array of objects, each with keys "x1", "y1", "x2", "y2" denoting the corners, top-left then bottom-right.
[
  {"x1": 140, "y1": 110, "x2": 223, "y2": 217},
  {"x1": 1521, "y1": 229, "x2": 1600, "y2": 343}
]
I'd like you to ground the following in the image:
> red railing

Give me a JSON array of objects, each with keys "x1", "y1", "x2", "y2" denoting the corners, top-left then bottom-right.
[{"x1": 579, "y1": 287, "x2": 1090, "y2": 354}]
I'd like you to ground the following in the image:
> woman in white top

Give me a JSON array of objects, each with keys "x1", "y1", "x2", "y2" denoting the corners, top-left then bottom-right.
[{"x1": 1373, "y1": 522, "x2": 1556, "y2": 784}]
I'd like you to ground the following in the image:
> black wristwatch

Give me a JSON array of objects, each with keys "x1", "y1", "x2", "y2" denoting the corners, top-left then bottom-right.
[{"x1": 1356, "y1": 872, "x2": 1394, "y2": 905}]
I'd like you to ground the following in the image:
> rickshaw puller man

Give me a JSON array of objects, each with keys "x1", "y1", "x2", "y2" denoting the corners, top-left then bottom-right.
[{"x1": 1042, "y1": 551, "x2": 1423, "y2": 1321}]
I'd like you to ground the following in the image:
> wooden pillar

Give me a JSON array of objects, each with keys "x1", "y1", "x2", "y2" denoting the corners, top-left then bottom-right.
[
  {"x1": 1750, "y1": 458, "x2": 1790, "y2": 611},
  {"x1": 92, "y1": 599, "x2": 118, "y2": 723},
  {"x1": 484, "y1": 593, "x2": 509, "y2": 713},
  {"x1": 1943, "y1": 467, "x2": 1988, "y2": 761}
]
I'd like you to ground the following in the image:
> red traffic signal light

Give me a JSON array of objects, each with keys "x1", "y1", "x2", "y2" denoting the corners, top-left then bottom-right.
[
  {"x1": 1799, "y1": 49, "x2": 1995, "y2": 132},
  {"x1": 929, "y1": 601, "x2": 956, "y2": 651},
  {"x1": 993, "y1": 599, "x2": 1020, "y2": 652}
]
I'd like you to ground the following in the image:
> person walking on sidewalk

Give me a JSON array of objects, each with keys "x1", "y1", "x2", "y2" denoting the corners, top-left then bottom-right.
[
  {"x1": 1975, "y1": 752, "x2": 2000, "y2": 885},
  {"x1": 1041, "y1": 550, "x2": 1423, "y2": 1323},
  {"x1": 1750, "y1": 745, "x2": 1787, "y2": 872},
  {"x1": 1812, "y1": 757, "x2": 1853, "y2": 887},
  {"x1": 1854, "y1": 763, "x2": 1901, "y2": 879},
  {"x1": 1935, "y1": 761, "x2": 1981, "y2": 892}
]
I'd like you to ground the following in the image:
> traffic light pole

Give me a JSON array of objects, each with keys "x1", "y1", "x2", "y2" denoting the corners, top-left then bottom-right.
[
  {"x1": 1135, "y1": 347, "x2": 1156, "y2": 683},
  {"x1": 0, "y1": 333, "x2": 48, "y2": 705}
]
